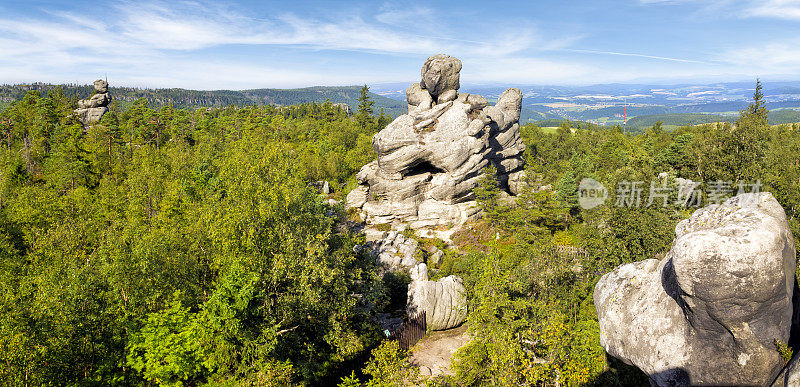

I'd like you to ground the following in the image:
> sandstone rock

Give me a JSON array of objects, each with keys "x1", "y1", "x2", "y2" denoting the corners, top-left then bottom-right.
[
  {"x1": 367, "y1": 228, "x2": 424, "y2": 272},
  {"x1": 429, "y1": 250, "x2": 444, "y2": 266},
  {"x1": 408, "y1": 263, "x2": 467, "y2": 330},
  {"x1": 74, "y1": 79, "x2": 111, "y2": 126},
  {"x1": 773, "y1": 353, "x2": 800, "y2": 386},
  {"x1": 406, "y1": 82, "x2": 433, "y2": 113},
  {"x1": 420, "y1": 54, "x2": 462, "y2": 101},
  {"x1": 594, "y1": 192, "x2": 797, "y2": 386},
  {"x1": 346, "y1": 185, "x2": 368, "y2": 210},
  {"x1": 74, "y1": 107, "x2": 108, "y2": 125},
  {"x1": 93, "y1": 79, "x2": 108, "y2": 93},
  {"x1": 347, "y1": 55, "x2": 524, "y2": 230},
  {"x1": 332, "y1": 103, "x2": 352, "y2": 116}
]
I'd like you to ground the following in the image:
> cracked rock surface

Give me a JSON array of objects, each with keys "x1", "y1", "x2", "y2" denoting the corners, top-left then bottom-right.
[
  {"x1": 347, "y1": 54, "x2": 525, "y2": 230},
  {"x1": 594, "y1": 192, "x2": 797, "y2": 386},
  {"x1": 408, "y1": 263, "x2": 467, "y2": 331}
]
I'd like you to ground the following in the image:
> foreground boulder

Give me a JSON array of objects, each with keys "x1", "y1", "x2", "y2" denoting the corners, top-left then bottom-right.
[
  {"x1": 346, "y1": 54, "x2": 525, "y2": 229},
  {"x1": 408, "y1": 263, "x2": 467, "y2": 331},
  {"x1": 594, "y1": 192, "x2": 797, "y2": 386},
  {"x1": 75, "y1": 79, "x2": 111, "y2": 127}
]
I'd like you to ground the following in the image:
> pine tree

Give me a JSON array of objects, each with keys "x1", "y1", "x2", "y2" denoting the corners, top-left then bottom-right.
[
  {"x1": 356, "y1": 85, "x2": 375, "y2": 129},
  {"x1": 377, "y1": 108, "x2": 390, "y2": 128},
  {"x1": 357, "y1": 85, "x2": 374, "y2": 117},
  {"x1": 743, "y1": 79, "x2": 769, "y2": 127}
]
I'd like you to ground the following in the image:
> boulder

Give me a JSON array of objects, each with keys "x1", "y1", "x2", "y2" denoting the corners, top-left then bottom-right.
[
  {"x1": 368, "y1": 229, "x2": 423, "y2": 271},
  {"x1": 594, "y1": 192, "x2": 797, "y2": 386},
  {"x1": 407, "y1": 263, "x2": 467, "y2": 330},
  {"x1": 74, "y1": 107, "x2": 108, "y2": 125},
  {"x1": 420, "y1": 54, "x2": 462, "y2": 102},
  {"x1": 93, "y1": 79, "x2": 108, "y2": 93},
  {"x1": 347, "y1": 55, "x2": 525, "y2": 230}
]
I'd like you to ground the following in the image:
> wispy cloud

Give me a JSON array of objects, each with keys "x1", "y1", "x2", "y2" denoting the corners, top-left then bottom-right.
[
  {"x1": 638, "y1": 0, "x2": 800, "y2": 20},
  {"x1": 564, "y1": 49, "x2": 708, "y2": 63},
  {"x1": 717, "y1": 38, "x2": 800, "y2": 74},
  {"x1": 0, "y1": 0, "x2": 796, "y2": 88},
  {"x1": 0, "y1": 0, "x2": 554, "y2": 87}
]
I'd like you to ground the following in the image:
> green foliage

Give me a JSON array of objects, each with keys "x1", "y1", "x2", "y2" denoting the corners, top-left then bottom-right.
[
  {"x1": 357, "y1": 85, "x2": 376, "y2": 130},
  {"x1": 3, "y1": 79, "x2": 800, "y2": 386},
  {"x1": 474, "y1": 165, "x2": 502, "y2": 218},
  {"x1": 363, "y1": 340, "x2": 419, "y2": 386},
  {"x1": 338, "y1": 340, "x2": 420, "y2": 387},
  {"x1": 696, "y1": 80, "x2": 770, "y2": 182},
  {"x1": 127, "y1": 295, "x2": 204, "y2": 385},
  {"x1": 0, "y1": 83, "x2": 407, "y2": 117},
  {"x1": 0, "y1": 94, "x2": 384, "y2": 385},
  {"x1": 775, "y1": 338, "x2": 793, "y2": 364}
]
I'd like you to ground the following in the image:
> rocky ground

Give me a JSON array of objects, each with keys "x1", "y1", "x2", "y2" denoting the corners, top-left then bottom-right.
[{"x1": 409, "y1": 324, "x2": 471, "y2": 377}]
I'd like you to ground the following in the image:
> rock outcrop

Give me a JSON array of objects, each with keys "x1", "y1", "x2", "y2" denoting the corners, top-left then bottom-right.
[
  {"x1": 594, "y1": 192, "x2": 797, "y2": 386},
  {"x1": 75, "y1": 79, "x2": 111, "y2": 126},
  {"x1": 370, "y1": 230, "x2": 423, "y2": 270},
  {"x1": 408, "y1": 263, "x2": 467, "y2": 331},
  {"x1": 333, "y1": 102, "x2": 352, "y2": 116},
  {"x1": 347, "y1": 54, "x2": 525, "y2": 229}
]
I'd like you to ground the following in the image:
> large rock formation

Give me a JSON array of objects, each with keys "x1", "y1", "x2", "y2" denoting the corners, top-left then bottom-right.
[
  {"x1": 408, "y1": 263, "x2": 467, "y2": 331},
  {"x1": 347, "y1": 54, "x2": 525, "y2": 229},
  {"x1": 75, "y1": 79, "x2": 111, "y2": 126},
  {"x1": 594, "y1": 192, "x2": 797, "y2": 386}
]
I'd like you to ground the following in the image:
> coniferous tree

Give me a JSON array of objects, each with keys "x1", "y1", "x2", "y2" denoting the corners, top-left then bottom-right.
[{"x1": 356, "y1": 85, "x2": 375, "y2": 129}]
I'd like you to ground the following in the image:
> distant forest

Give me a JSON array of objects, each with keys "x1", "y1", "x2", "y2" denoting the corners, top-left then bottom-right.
[{"x1": 0, "y1": 83, "x2": 407, "y2": 117}]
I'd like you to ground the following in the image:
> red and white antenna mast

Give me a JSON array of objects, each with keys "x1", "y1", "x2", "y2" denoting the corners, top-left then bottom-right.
[{"x1": 623, "y1": 98, "x2": 628, "y2": 131}]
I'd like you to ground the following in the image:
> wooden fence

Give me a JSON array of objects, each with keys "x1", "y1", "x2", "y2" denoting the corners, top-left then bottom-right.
[{"x1": 392, "y1": 311, "x2": 427, "y2": 351}]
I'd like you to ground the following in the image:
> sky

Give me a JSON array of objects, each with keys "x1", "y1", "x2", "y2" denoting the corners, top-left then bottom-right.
[{"x1": 1, "y1": 0, "x2": 800, "y2": 89}]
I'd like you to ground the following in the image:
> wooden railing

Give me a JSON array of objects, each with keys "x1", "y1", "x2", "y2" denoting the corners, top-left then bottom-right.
[{"x1": 392, "y1": 311, "x2": 427, "y2": 351}]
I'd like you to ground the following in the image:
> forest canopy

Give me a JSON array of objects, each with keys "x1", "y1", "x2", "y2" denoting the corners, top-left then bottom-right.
[{"x1": 0, "y1": 82, "x2": 798, "y2": 385}]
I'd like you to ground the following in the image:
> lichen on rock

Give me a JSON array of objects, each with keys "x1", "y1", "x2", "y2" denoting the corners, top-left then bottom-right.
[{"x1": 594, "y1": 192, "x2": 797, "y2": 386}]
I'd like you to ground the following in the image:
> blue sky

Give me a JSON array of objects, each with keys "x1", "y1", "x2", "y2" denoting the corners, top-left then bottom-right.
[{"x1": 1, "y1": 0, "x2": 799, "y2": 89}]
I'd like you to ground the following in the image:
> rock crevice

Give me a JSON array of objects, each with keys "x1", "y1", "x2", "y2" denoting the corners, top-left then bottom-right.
[{"x1": 594, "y1": 192, "x2": 797, "y2": 386}]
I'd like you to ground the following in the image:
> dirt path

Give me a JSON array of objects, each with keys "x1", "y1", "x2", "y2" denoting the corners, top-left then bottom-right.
[{"x1": 409, "y1": 324, "x2": 470, "y2": 377}]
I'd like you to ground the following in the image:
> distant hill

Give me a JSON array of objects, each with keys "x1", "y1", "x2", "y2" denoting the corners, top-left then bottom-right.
[
  {"x1": 627, "y1": 113, "x2": 734, "y2": 129},
  {"x1": 625, "y1": 110, "x2": 800, "y2": 130},
  {"x1": 768, "y1": 109, "x2": 800, "y2": 125},
  {"x1": 531, "y1": 118, "x2": 595, "y2": 128},
  {"x1": 520, "y1": 105, "x2": 562, "y2": 123},
  {"x1": 0, "y1": 83, "x2": 407, "y2": 117}
]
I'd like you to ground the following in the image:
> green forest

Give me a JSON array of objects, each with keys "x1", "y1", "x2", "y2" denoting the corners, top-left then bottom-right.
[
  {"x1": 0, "y1": 82, "x2": 798, "y2": 386},
  {"x1": 0, "y1": 84, "x2": 406, "y2": 117}
]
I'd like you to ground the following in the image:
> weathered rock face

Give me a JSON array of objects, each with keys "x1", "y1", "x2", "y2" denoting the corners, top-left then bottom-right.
[
  {"x1": 773, "y1": 354, "x2": 800, "y2": 386},
  {"x1": 420, "y1": 54, "x2": 462, "y2": 103},
  {"x1": 333, "y1": 103, "x2": 352, "y2": 116},
  {"x1": 75, "y1": 79, "x2": 111, "y2": 126},
  {"x1": 408, "y1": 263, "x2": 467, "y2": 331},
  {"x1": 370, "y1": 230, "x2": 423, "y2": 270},
  {"x1": 347, "y1": 54, "x2": 525, "y2": 229},
  {"x1": 594, "y1": 192, "x2": 797, "y2": 386}
]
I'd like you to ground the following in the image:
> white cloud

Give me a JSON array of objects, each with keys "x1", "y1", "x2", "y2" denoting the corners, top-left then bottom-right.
[
  {"x1": 0, "y1": 0, "x2": 556, "y2": 87},
  {"x1": 0, "y1": 0, "x2": 795, "y2": 88},
  {"x1": 563, "y1": 49, "x2": 707, "y2": 63},
  {"x1": 717, "y1": 38, "x2": 800, "y2": 74},
  {"x1": 747, "y1": 0, "x2": 800, "y2": 19}
]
